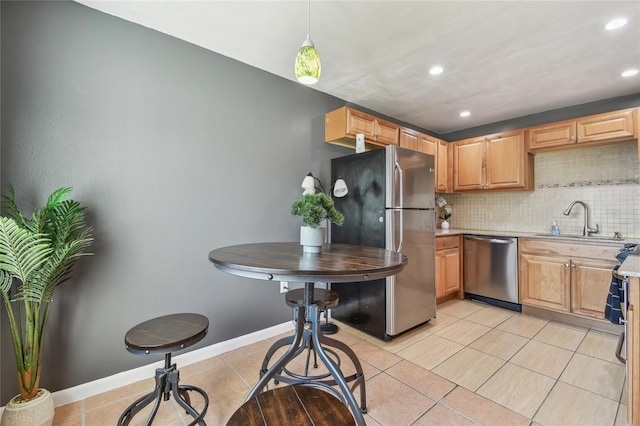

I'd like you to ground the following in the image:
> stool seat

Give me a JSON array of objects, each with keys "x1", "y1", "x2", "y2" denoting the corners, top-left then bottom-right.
[
  {"x1": 118, "y1": 313, "x2": 210, "y2": 426},
  {"x1": 125, "y1": 313, "x2": 209, "y2": 355},
  {"x1": 285, "y1": 288, "x2": 339, "y2": 310},
  {"x1": 227, "y1": 385, "x2": 355, "y2": 425}
]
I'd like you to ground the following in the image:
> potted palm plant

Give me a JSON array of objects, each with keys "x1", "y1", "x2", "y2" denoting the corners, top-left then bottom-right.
[
  {"x1": 291, "y1": 193, "x2": 344, "y2": 253},
  {"x1": 0, "y1": 185, "x2": 93, "y2": 426}
]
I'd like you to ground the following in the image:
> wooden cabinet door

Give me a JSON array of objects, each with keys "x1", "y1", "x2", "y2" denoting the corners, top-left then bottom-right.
[
  {"x1": 527, "y1": 120, "x2": 576, "y2": 150},
  {"x1": 570, "y1": 258, "x2": 618, "y2": 319},
  {"x1": 435, "y1": 252, "x2": 445, "y2": 299},
  {"x1": 486, "y1": 131, "x2": 526, "y2": 189},
  {"x1": 346, "y1": 108, "x2": 377, "y2": 139},
  {"x1": 399, "y1": 128, "x2": 419, "y2": 151},
  {"x1": 374, "y1": 117, "x2": 400, "y2": 145},
  {"x1": 441, "y1": 248, "x2": 460, "y2": 296},
  {"x1": 436, "y1": 140, "x2": 450, "y2": 193},
  {"x1": 577, "y1": 109, "x2": 636, "y2": 144},
  {"x1": 418, "y1": 134, "x2": 437, "y2": 156},
  {"x1": 519, "y1": 253, "x2": 571, "y2": 313},
  {"x1": 453, "y1": 138, "x2": 485, "y2": 191},
  {"x1": 436, "y1": 236, "x2": 460, "y2": 300}
]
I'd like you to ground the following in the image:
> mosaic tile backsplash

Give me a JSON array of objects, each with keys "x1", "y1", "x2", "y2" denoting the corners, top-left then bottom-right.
[{"x1": 440, "y1": 142, "x2": 640, "y2": 239}]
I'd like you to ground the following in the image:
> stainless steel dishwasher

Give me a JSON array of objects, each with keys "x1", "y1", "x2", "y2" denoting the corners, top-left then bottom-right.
[{"x1": 463, "y1": 235, "x2": 521, "y2": 312}]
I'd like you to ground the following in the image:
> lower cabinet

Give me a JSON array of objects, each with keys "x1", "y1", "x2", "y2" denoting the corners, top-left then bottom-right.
[
  {"x1": 519, "y1": 239, "x2": 619, "y2": 320},
  {"x1": 436, "y1": 235, "x2": 462, "y2": 302}
]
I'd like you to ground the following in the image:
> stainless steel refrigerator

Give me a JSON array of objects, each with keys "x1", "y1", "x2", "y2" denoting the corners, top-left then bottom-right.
[{"x1": 331, "y1": 145, "x2": 436, "y2": 340}]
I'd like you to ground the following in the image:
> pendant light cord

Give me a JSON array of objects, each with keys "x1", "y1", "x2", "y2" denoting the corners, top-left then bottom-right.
[{"x1": 307, "y1": 0, "x2": 311, "y2": 39}]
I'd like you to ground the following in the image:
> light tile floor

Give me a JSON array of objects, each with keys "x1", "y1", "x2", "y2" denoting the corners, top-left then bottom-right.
[{"x1": 52, "y1": 299, "x2": 630, "y2": 425}]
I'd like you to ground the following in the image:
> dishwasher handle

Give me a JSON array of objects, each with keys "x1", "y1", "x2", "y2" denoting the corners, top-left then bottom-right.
[{"x1": 465, "y1": 235, "x2": 515, "y2": 244}]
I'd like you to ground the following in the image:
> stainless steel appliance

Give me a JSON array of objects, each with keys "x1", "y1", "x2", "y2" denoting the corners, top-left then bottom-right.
[
  {"x1": 330, "y1": 145, "x2": 436, "y2": 340},
  {"x1": 463, "y1": 235, "x2": 521, "y2": 312}
]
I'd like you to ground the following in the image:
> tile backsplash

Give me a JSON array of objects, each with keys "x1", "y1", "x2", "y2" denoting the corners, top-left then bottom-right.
[{"x1": 441, "y1": 142, "x2": 640, "y2": 239}]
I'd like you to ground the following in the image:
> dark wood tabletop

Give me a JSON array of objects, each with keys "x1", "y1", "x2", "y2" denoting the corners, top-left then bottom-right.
[{"x1": 208, "y1": 242, "x2": 407, "y2": 283}]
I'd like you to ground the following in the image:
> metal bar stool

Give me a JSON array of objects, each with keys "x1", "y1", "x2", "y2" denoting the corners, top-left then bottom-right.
[
  {"x1": 260, "y1": 288, "x2": 367, "y2": 410},
  {"x1": 118, "y1": 313, "x2": 210, "y2": 426}
]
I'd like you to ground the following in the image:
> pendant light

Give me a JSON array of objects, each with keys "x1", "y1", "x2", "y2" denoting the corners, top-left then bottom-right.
[{"x1": 295, "y1": 0, "x2": 321, "y2": 85}]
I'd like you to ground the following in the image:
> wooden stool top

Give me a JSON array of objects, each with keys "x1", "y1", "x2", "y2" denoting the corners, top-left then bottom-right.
[
  {"x1": 285, "y1": 288, "x2": 339, "y2": 309},
  {"x1": 124, "y1": 313, "x2": 209, "y2": 356},
  {"x1": 227, "y1": 385, "x2": 355, "y2": 425}
]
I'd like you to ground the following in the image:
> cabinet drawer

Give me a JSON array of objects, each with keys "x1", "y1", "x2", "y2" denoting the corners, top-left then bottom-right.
[{"x1": 436, "y1": 235, "x2": 459, "y2": 250}]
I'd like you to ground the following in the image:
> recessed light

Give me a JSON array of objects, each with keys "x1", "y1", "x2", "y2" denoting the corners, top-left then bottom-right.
[
  {"x1": 429, "y1": 65, "x2": 444, "y2": 75},
  {"x1": 622, "y1": 69, "x2": 639, "y2": 77},
  {"x1": 605, "y1": 18, "x2": 627, "y2": 30},
  {"x1": 460, "y1": 111, "x2": 470, "y2": 118}
]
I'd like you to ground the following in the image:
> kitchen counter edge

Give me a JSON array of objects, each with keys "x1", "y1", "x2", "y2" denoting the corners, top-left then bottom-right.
[{"x1": 436, "y1": 228, "x2": 636, "y2": 246}]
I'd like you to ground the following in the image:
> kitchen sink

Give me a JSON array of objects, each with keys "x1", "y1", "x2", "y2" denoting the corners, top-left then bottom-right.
[{"x1": 532, "y1": 233, "x2": 624, "y2": 242}]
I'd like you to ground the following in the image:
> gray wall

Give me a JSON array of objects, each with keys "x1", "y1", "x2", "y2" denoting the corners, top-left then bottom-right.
[{"x1": 0, "y1": 1, "x2": 349, "y2": 403}]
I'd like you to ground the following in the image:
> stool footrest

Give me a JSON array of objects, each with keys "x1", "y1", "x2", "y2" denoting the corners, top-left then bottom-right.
[{"x1": 117, "y1": 364, "x2": 209, "y2": 426}]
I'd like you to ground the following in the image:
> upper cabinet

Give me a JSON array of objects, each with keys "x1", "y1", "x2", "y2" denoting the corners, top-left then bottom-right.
[
  {"x1": 436, "y1": 140, "x2": 452, "y2": 193},
  {"x1": 400, "y1": 128, "x2": 452, "y2": 193},
  {"x1": 325, "y1": 106, "x2": 399, "y2": 149},
  {"x1": 527, "y1": 108, "x2": 637, "y2": 152},
  {"x1": 453, "y1": 130, "x2": 534, "y2": 191}
]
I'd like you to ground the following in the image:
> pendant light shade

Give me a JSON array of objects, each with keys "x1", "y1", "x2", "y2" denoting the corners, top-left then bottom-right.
[
  {"x1": 295, "y1": 37, "x2": 321, "y2": 84},
  {"x1": 295, "y1": 0, "x2": 321, "y2": 85}
]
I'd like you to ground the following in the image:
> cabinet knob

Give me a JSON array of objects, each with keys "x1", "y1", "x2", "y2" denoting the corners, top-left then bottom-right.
[{"x1": 564, "y1": 264, "x2": 570, "y2": 268}]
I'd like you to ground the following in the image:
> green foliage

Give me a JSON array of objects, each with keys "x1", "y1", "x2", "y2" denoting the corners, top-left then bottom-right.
[
  {"x1": 0, "y1": 184, "x2": 93, "y2": 400},
  {"x1": 291, "y1": 193, "x2": 344, "y2": 228}
]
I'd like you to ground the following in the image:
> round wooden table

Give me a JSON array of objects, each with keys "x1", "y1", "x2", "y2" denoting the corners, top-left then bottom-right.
[{"x1": 209, "y1": 242, "x2": 407, "y2": 426}]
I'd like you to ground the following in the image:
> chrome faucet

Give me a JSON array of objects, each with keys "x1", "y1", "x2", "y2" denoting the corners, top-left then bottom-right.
[{"x1": 563, "y1": 201, "x2": 599, "y2": 236}]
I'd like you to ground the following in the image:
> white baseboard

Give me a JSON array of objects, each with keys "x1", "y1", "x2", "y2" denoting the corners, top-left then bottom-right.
[{"x1": 47, "y1": 321, "x2": 294, "y2": 408}]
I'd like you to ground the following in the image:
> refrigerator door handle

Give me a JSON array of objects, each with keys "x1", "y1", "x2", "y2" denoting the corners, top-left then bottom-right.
[
  {"x1": 398, "y1": 209, "x2": 404, "y2": 252},
  {"x1": 394, "y1": 161, "x2": 404, "y2": 209}
]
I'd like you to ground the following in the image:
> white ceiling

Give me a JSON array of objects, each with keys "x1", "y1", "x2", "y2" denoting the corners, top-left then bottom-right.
[{"x1": 77, "y1": 1, "x2": 640, "y2": 134}]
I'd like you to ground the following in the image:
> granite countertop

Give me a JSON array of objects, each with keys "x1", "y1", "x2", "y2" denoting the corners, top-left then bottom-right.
[
  {"x1": 435, "y1": 228, "x2": 637, "y2": 246},
  {"x1": 619, "y1": 255, "x2": 640, "y2": 278}
]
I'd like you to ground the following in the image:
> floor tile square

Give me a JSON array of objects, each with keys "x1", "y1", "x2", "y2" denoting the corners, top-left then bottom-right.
[
  {"x1": 432, "y1": 347, "x2": 505, "y2": 391},
  {"x1": 560, "y1": 353, "x2": 626, "y2": 400},
  {"x1": 534, "y1": 382, "x2": 618, "y2": 426},
  {"x1": 397, "y1": 334, "x2": 464, "y2": 370},
  {"x1": 351, "y1": 339, "x2": 403, "y2": 371},
  {"x1": 441, "y1": 386, "x2": 530, "y2": 425},
  {"x1": 413, "y1": 403, "x2": 476, "y2": 425},
  {"x1": 469, "y1": 328, "x2": 529, "y2": 360},
  {"x1": 434, "y1": 319, "x2": 492, "y2": 345},
  {"x1": 577, "y1": 329, "x2": 623, "y2": 364},
  {"x1": 510, "y1": 340, "x2": 573, "y2": 379},
  {"x1": 436, "y1": 300, "x2": 485, "y2": 319},
  {"x1": 496, "y1": 314, "x2": 548, "y2": 338},
  {"x1": 533, "y1": 321, "x2": 588, "y2": 351},
  {"x1": 386, "y1": 360, "x2": 456, "y2": 401},
  {"x1": 365, "y1": 372, "x2": 436, "y2": 426},
  {"x1": 464, "y1": 306, "x2": 514, "y2": 327},
  {"x1": 477, "y1": 362, "x2": 555, "y2": 418}
]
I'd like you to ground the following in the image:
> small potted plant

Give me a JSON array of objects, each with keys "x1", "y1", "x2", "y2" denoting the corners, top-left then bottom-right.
[
  {"x1": 436, "y1": 196, "x2": 452, "y2": 229},
  {"x1": 292, "y1": 193, "x2": 344, "y2": 253},
  {"x1": 0, "y1": 185, "x2": 93, "y2": 426}
]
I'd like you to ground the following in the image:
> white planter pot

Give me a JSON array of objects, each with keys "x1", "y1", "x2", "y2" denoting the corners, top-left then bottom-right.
[
  {"x1": 440, "y1": 220, "x2": 450, "y2": 229},
  {"x1": 300, "y1": 226, "x2": 326, "y2": 253},
  {"x1": 1, "y1": 389, "x2": 54, "y2": 426}
]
